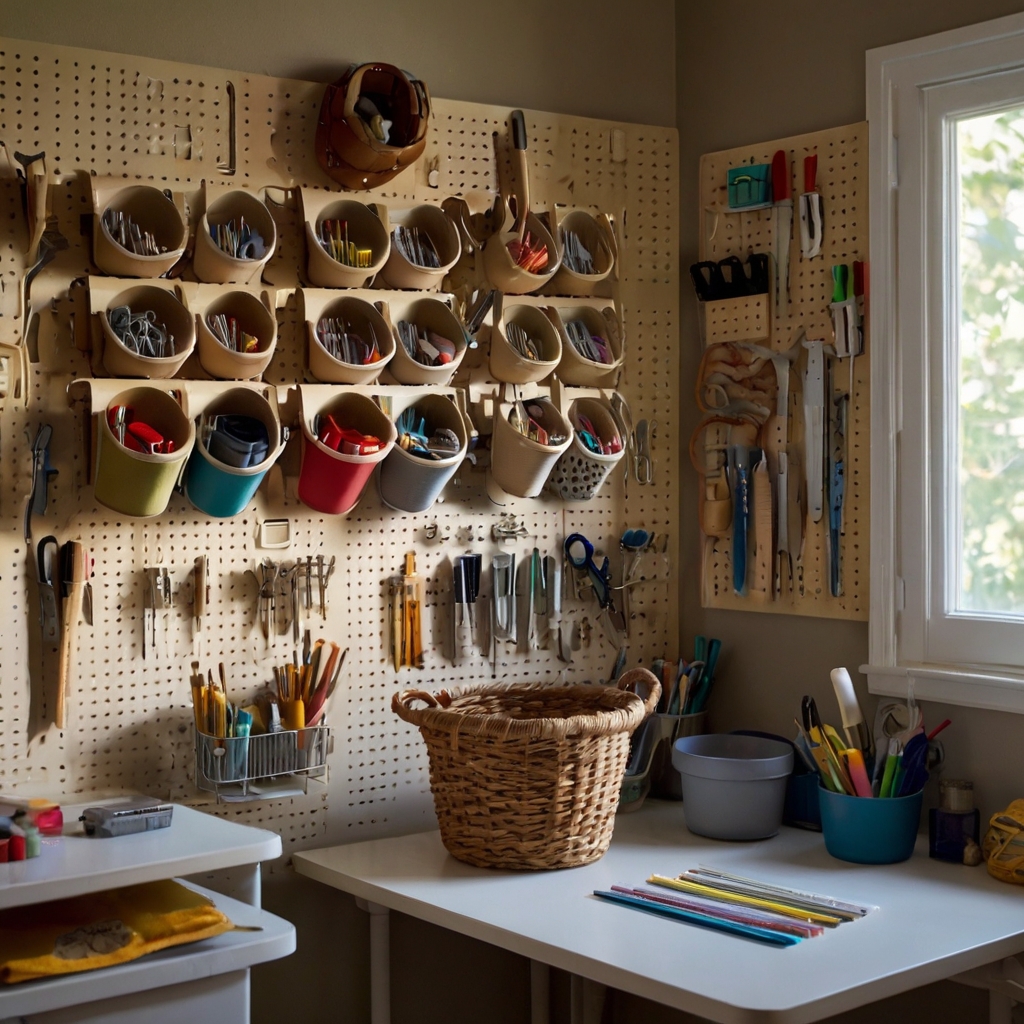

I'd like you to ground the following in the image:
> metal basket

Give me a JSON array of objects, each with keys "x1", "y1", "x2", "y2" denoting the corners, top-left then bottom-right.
[{"x1": 194, "y1": 725, "x2": 332, "y2": 801}]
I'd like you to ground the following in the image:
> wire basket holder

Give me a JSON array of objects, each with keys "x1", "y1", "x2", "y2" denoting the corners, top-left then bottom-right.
[{"x1": 194, "y1": 725, "x2": 333, "y2": 802}]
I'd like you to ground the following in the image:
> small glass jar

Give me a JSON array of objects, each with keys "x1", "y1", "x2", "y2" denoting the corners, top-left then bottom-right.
[{"x1": 929, "y1": 779, "x2": 980, "y2": 863}]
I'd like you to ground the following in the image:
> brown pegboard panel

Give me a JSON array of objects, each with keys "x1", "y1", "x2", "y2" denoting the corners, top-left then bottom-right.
[
  {"x1": 0, "y1": 34, "x2": 679, "y2": 852},
  {"x1": 696, "y1": 122, "x2": 868, "y2": 620}
]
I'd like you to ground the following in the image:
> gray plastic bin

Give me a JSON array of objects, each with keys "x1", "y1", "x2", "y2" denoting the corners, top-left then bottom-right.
[{"x1": 672, "y1": 734, "x2": 794, "y2": 841}]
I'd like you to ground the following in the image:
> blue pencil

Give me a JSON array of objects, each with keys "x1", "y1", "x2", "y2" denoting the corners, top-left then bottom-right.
[{"x1": 593, "y1": 890, "x2": 800, "y2": 947}]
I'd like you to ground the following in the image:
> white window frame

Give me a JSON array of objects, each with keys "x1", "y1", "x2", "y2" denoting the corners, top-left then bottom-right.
[{"x1": 866, "y1": 12, "x2": 1024, "y2": 714}]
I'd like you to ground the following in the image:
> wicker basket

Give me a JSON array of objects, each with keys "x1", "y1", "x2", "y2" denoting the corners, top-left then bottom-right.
[{"x1": 392, "y1": 669, "x2": 660, "y2": 870}]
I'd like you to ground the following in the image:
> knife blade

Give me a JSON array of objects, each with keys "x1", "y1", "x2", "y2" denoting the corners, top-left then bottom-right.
[
  {"x1": 798, "y1": 154, "x2": 824, "y2": 259},
  {"x1": 36, "y1": 535, "x2": 59, "y2": 644},
  {"x1": 771, "y1": 149, "x2": 793, "y2": 317},
  {"x1": 803, "y1": 340, "x2": 826, "y2": 523}
]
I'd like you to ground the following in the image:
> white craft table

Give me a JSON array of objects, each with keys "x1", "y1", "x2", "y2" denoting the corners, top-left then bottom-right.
[
  {"x1": 294, "y1": 800, "x2": 1024, "y2": 1024},
  {"x1": 0, "y1": 802, "x2": 295, "y2": 1024}
]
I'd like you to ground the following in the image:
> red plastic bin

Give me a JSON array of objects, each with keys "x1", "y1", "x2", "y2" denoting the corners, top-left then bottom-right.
[{"x1": 297, "y1": 391, "x2": 396, "y2": 514}]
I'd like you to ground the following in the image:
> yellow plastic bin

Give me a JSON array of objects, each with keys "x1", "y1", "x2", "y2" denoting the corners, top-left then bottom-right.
[{"x1": 94, "y1": 386, "x2": 195, "y2": 518}]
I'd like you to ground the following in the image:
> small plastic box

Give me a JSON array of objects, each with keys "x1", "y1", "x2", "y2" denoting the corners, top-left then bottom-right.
[{"x1": 80, "y1": 798, "x2": 174, "y2": 838}]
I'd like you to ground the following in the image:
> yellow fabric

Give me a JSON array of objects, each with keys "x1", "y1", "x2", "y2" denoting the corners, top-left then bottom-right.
[
  {"x1": 984, "y1": 799, "x2": 1024, "y2": 885},
  {"x1": 0, "y1": 879, "x2": 233, "y2": 984}
]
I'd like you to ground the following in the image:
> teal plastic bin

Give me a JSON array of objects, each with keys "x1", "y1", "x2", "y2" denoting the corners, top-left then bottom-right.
[
  {"x1": 818, "y1": 785, "x2": 924, "y2": 864},
  {"x1": 727, "y1": 164, "x2": 771, "y2": 209},
  {"x1": 185, "y1": 388, "x2": 284, "y2": 518}
]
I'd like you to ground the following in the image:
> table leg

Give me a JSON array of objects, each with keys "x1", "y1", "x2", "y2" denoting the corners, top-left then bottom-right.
[
  {"x1": 951, "y1": 955, "x2": 1024, "y2": 1024},
  {"x1": 990, "y1": 992, "x2": 1014, "y2": 1024},
  {"x1": 356, "y1": 899, "x2": 391, "y2": 1024},
  {"x1": 570, "y1": 975, "x2": 607, "y2": 1024},
  {"x1": 531, "y1": 960, "x2": 550, "y2": 1024}
]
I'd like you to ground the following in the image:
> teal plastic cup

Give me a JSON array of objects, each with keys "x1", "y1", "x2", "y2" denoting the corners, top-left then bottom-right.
[{"x1": 818, "y1": 784, "x2": 924, "y2": 864}]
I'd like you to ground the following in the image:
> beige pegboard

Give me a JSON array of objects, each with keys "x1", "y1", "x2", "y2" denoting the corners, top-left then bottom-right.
[
  {"x1": 696, "y1": 122, "x2": 868, "y2": 620},
  {"x1": 703, "y1": 294, "x2": 770, "y2": 344},
  {"x1": 0, "y1": 36, "x2": 679, "y2": 852}
]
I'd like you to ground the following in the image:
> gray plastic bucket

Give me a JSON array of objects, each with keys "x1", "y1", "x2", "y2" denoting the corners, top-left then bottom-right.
[{"x1": 672, "y1": 734, "x2": 794, "y2": 841}]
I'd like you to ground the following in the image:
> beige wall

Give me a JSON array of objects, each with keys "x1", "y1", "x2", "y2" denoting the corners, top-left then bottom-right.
[{"x1": 3, "y1": 0, "x2": 676, "y2": 126}]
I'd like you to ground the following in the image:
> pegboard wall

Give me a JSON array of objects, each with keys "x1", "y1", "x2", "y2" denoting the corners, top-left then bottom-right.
[
  {"x1": 695, "y1": 123, "x2": 868, "y2": 621},
  {"x1": 0, "y1": 38, "x2": 680, "y2": 853}
]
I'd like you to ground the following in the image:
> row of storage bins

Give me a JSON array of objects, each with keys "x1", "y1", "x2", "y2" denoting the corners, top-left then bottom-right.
[
  {"x1": 90, "y1": 281, "x2": 622, "y2": 388},
  {"x1": 92, "y1": 180, "x2": 616, "y2": 297},
  {"x1": 90, "y1": 385, "x2": 628, "y2": 519}
]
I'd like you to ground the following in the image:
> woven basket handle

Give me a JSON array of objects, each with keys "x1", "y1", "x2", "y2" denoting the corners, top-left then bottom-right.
[
  {"x1": 392, "y1": 688, "x2": 453, "y2": 721},
  {"x1": 616, "y1": 668, "x2": 661, "y2": 718}
]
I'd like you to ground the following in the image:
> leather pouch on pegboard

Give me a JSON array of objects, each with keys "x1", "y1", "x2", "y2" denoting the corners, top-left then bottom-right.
[{"x1": 315, "y1": 63, "x2": 430, "y2": 190}]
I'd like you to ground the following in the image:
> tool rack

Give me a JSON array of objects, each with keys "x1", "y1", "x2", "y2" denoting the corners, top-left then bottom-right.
[
  {"x1": 696, "y1": 122, "x2": 869, "y2": 621},
  {"x1": 0, "y1": 37, "x2": 679, "y2": 848}
]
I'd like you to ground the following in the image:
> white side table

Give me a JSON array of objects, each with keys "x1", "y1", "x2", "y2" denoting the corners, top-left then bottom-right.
[{"x1": 0, "y1": 803, "x2": 295, "y2": 1024}]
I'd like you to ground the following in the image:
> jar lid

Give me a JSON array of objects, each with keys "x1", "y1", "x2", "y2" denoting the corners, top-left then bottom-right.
[{"x1": 940, "y1": 779, "x2": 974, "y2": 812}]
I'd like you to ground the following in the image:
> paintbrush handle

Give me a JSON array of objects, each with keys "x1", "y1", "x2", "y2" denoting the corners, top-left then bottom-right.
[{"x1": 56, "y1": 583, "x2": 83, "y2": 729}]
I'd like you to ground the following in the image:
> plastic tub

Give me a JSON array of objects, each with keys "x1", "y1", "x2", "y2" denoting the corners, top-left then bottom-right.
[
  {"x1": 94, "y1": 386, "x2": 195, "y2": 518},
  {"x1": 100, "y1": 285, "x2": 196, "y2": 379},
  {"x1": 297, "y1": 391, "x2": 396, "y2": 514},
  {"x1": 672, "y1": 733, "x2": 794, "y2": 841},
  {"x1": 93, "y1": 185, "x2": 187, "y2": 278},
  {"x1": 489, "y1": 303, "x2": 562, "y2": 384},
  {"x1": 549, "y1": 210, "x2": 616, "y2": 296},
  {"x1": 379, "y1": 395, "x2": 468, "y2": 512},
  {"x1": 555, "y1": 305, "x2": 623, "y2": 386},
  {"x1": 379, "y1": 205, "x2": 460, "y2": 290},
  {"x1": 389, "y1": 298, "x2": 467, "y2": 386},
  {"x1": 193, "y1": 190, "x2": 277, "y2": 284},
  {"x1": 184, "y1": 388, "x2": 284, "y2": 518},
  {"x1": 305, "y1": 198, "x2": 390, "y2": 288},
  {"x1": 196, "y1": 290, "x2": 278, "y2": 380},
  {"x1": 819, "y1": 786, "x2": 924, "y2": 864},
  {"x1": 489, "y1": 398, "x2": 573, "y2": 498},
  {"x1": 307, "y1": 296, "x2": 395, "y2": 384},
  {"x1": 547, "y1": 396, "x2": 624, "y2": 501},
  {"x1": 483, "y1": 211, "x2": 561, "y2": 294}
]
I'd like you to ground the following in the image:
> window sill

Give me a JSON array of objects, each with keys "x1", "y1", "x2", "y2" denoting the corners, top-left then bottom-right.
[{"x1": 864, "y1": 663, "x2": 1024, "y2": 714}]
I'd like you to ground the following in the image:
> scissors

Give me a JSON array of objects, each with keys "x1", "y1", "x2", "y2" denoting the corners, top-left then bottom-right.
[
  {"x1": 635, "y1": 419, "x2": 655, "y2": 485},
  {"x1": 564, "y1": 534, "x2": 626, "y2": 645}
]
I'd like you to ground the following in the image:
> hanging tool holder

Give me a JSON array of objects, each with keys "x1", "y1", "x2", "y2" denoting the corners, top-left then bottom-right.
[
  {"x1": 0, "y1": 39, "x2": 678, "y2": 844},
  {"x1": 695, "y1": 123, "x2": 868, "y2": 619}
]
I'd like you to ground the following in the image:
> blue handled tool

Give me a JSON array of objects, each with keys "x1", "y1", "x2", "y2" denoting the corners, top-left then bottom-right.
[
  {"x1": 895, "y1": 732, "x2": 929, "y2": 797},
  {"x1": 565, "y1": 533, "x2": 626, "y2": 646}
]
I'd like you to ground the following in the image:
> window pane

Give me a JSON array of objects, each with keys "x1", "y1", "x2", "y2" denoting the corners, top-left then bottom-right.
[{"x1": 958, "y1": 109, "x2": 1024, "y2": 615}]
